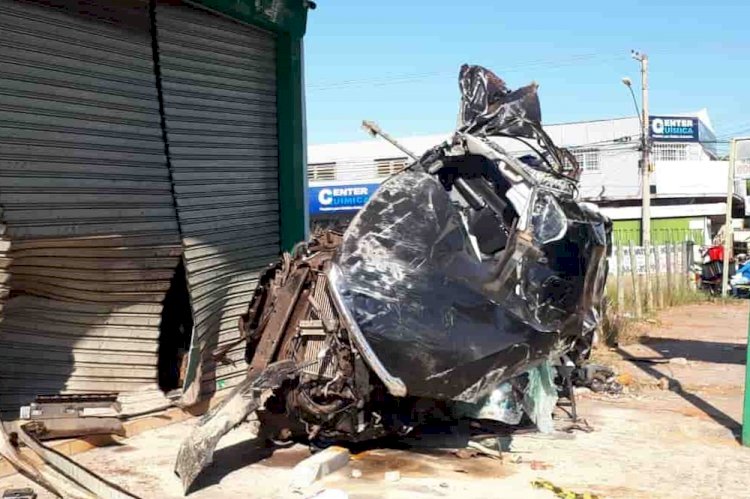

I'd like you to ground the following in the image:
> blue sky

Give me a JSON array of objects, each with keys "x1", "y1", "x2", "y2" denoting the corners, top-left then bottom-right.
[{"x1": 303, "y1": 0, "x2": 749, "y2": 148}]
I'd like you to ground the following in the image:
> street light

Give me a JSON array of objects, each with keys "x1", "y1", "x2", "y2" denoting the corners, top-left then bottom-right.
[
  {"x1": 622, "y1": 50, "x2": 651, "y2": 247},
  {"x1": 621, "y1": 77, "x2": 642, "y2": 129}
]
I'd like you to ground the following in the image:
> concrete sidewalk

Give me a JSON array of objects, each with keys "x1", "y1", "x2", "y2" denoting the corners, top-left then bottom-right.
[{"x1": 1, "y1": 302, "x2": 749, "y2": 498}]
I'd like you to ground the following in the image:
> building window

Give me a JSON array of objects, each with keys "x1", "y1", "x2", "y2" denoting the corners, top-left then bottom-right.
[
  {"x1": 652, "y1": 143, "x2": 687, "y2": 162},
  {"x1": 566, "y1": 148, "x2": 600, "y2": 172},
  {"x1": 308, "y1": 162, "x2": 335, "y2": 181},
  {"x1": 375, "y1": 157, "x2": 408, "y2": 178}
]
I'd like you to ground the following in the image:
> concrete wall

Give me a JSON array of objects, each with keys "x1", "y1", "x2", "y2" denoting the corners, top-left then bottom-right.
[{"x1": 654, "y1": 160, "x2": 729, "y2": 197}]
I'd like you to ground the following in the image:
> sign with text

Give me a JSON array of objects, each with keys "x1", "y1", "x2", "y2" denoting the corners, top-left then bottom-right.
[
  {"x1": 309, "y1": 183, "x2": 381, "y2": 215},
  {"x1": 649, "y1": 116, "x2": 699, "y2": 142},
  {"x1": 608, "y1": 245, "x2": 687, "y2": 276}
]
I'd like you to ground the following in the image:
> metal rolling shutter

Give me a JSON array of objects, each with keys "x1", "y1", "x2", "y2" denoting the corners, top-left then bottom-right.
[
  {"x1": 0, "y1": 209, "x2": 8, "y2": 314},
  {"x1": 0, "y1": 0, "x2": 182, "y2": 414},
  {"x1": 154, "y1": 2, "x2": 281, "y2": 402}
]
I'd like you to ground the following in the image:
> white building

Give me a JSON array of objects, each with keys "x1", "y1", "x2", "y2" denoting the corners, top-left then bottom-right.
[{"x1": 307, "y1": 111, "x2": 743, "y2": 245}]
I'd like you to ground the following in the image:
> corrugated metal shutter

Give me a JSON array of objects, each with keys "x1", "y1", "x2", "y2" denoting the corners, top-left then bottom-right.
[
  {"x1": 154, "y1": 2, "x2": 280, "y2": 403},
  {"x1": 0, "y1": 0, "x2": 182, "y2": 414},
  {"x1": 0, "y1": 208, "x2": 9, "y2": 314}
]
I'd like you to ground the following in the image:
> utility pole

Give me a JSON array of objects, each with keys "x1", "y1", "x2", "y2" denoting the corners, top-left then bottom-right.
[
  {"x1": 721, "y1": 139, "x2": 737, "y2": 297},
  {"x1": 632, "y1": 50, "x2": 651, "y2": 246}
]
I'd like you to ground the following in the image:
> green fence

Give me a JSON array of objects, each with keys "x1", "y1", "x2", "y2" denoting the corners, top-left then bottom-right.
[{"x1": 612, "y1": 218, "x2": 706, "y2": 246}]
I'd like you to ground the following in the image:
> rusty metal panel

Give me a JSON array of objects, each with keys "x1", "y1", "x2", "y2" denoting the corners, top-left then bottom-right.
[
  {"x1": 0, "y1": 0, "x2": 181, "y2": 416},
  {"x1": 154, "y1": 1, "x2": 280, "y2": 403}
]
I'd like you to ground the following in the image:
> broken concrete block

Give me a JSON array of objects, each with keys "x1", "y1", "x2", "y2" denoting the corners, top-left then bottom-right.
[{"x1": 290, "y1": 446, "x2": 351, "y2": 489}]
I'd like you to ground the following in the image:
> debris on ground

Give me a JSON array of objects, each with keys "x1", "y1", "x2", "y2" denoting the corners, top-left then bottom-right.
[
  {"x1": 290, "y1": 447, "x2": 351, "y2": 489},
  {"x1": 0, "y1": 415, "x2": 138, "y2": 499},
  {"x1": 573, "y1": 365, "x2": 623, "y2": 395},
  {"x1": 466, "y1": 440, "x2": 503, "y2": 460},
  {"x1": 2, "y1": 488, "x2": 36, "y2": 499},
  {"x1": 529, "y1": 460, "x2": 553, "y2": 471},
  {"x1": 532, "y1": 479, "x2": 600, "y2": 499},
  {"x1": 615, "y1": 372, "x2": 634, "y2": 386},
  {"x1": 19, "y1": 394, "x2": 124, "y2": 441},
  {"x1": 173, "y1": 64, "x2": 611, "y2": 493},
  {"x1": 304, "y1": 489, "x2": 349, "y2": 499}
]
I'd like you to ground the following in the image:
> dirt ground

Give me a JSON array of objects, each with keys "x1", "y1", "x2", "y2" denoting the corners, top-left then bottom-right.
[{"x1": 2, "y1": 301, "x2": 750, "y2": 499}]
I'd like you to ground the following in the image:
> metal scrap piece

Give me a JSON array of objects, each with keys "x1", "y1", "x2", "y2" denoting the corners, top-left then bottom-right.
[
  {"x1": 0, "y1": 414, "x2": 138, "y2": 499},
  {"x1": 174, "y1": 360, "x2": 298, "y2": 493}
]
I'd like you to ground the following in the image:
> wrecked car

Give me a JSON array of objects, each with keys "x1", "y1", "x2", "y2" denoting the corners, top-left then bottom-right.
[{"x1": 175, "y1": 65, "x2": 612, "y2": 491}]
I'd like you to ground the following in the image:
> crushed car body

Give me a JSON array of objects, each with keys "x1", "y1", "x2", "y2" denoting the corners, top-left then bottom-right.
[{"x1": 175, "y1": 65, "x2": 612, "y2": 492}]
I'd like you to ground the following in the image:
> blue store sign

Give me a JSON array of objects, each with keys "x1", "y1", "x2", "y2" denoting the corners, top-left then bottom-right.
[
  {"x1": 309, "y1": 183, "x2": 381, "y2": 215},
  {"x1": 649, "y1": 116, "x2": 699, "y2": 142}
]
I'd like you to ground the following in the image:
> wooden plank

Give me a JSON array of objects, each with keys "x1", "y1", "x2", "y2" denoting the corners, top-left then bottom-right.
[
  {"x1": 629, "y1": 241, "x2": 642, "y2": 319},
  {"x1": 666, "y1": 242, "x2": 674, "y2": 305},
  {"x1": 654, "y1": 245, "x2": 663, "y2": 308},
  {"x1": 644, "y1": 242, "x2": 654, "y2": 312},
  {"x1": 616, "y1": 245, "x2": 625, "y2": 314}
]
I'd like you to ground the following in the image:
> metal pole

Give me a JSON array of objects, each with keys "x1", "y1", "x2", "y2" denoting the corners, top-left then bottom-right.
[
  {"x1": 638, "y1": 53, "x2": 651, "y2": 247},
  {"x1": 722, "y1": 139, "x2": 736, "y2": 297},
  {"x1": 361, "y1": 120, "x2": 419, "y2": 161}
]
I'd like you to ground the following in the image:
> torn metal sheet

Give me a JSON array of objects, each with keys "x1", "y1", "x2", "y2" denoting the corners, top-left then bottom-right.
[
  {"x1": 0, "y1": 415, "x2": 139, "y2": 499},
  {"x1": 175, "y1": 65, "x2": 611, "y2": 493}
]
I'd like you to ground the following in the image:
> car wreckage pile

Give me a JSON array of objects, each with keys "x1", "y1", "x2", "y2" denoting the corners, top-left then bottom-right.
[
  {"x1": 0, "y1": 65, "x2": 612, "y2": 498},
  {"x1": 175, "y1": 65, "x2": 612, "y2": 491}
]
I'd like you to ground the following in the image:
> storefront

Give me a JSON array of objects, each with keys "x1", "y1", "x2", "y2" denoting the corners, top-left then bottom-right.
[{"x1": 0, "y1": 0, "x2": 310, "y2": 416}]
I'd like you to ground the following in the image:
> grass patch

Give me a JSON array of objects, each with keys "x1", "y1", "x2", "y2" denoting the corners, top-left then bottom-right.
[{"x1": 601, "y1": 274, "x2": 712, "y2": 346}]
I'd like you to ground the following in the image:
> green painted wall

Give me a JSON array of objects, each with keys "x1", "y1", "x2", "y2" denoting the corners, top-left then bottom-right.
[
  {"x1": 276, "y1": 33, "x2": 308, "y2": 250},
  {"x1": 190, "y1": 0, "x2": 308, "y2": 36},
  {"x1": 612, "y1": 217, "x2": 705, "y2": 245},
  {"x1": 611, "y1": 220, "x2": 641, "y2": 245}
]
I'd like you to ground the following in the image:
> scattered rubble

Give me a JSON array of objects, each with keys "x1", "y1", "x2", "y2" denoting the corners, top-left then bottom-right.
[
  {"x1": 574, "y1": 365, "x2": 623, "y2": 395},
  {"x1": 290, "y1": 447, "x2": 351, "y2": 489},
  {"x1": 532, "y1": 479, "x2": 600, "y2": 499},
  {"x1": 0, "y1": 415, "x2": 138, "y2": 499}
]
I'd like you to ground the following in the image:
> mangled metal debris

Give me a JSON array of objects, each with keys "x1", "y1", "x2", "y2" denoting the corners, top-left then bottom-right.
[
  {"x1": 19, "y1": 394, "x2": 124, "y2": 441},
  {"x1": 175, "y1": 65, "x2": 612, "y2": 492},
  {"x1": 0, "y1": 415, "x2": 138, "y2": 499},
  {"x1": 2, "y1": 488, "x2": 36, "y2": 499}
]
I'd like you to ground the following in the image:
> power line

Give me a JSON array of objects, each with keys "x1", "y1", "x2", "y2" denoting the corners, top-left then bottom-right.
[
  {"x1": 307, "y1": 52, "x2": 623, "y2": 91},
  {"x1": 307, "y1": 47, "x2": 685, "y2": 92}
]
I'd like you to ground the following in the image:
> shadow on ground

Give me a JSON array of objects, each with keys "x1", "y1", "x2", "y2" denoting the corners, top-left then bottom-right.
[
  {"x1": 636, "y1": 337, "x2": 746, "y2": 365},
  {"x1": 617, "y1": 342, "x2": 742, "y2": 440}
]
